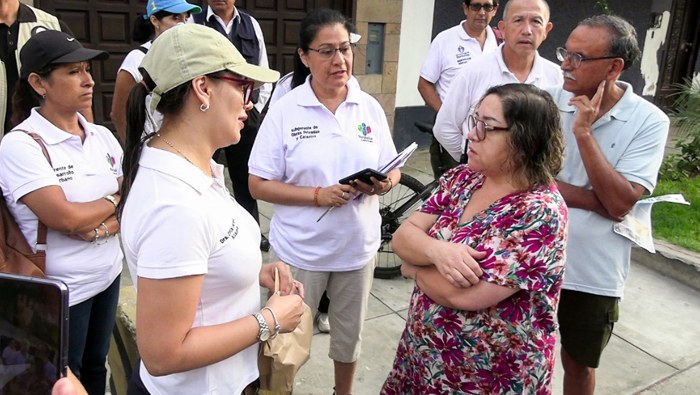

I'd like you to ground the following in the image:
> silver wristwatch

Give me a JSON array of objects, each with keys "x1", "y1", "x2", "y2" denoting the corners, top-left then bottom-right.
[{"x1": 253, "y1": 312, "x2": 271, "y2": 342}]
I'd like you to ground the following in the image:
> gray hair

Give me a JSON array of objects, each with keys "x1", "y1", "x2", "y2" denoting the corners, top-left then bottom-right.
[{"x1": 578, "y1": 15, "x2": 640, "y2": 71}]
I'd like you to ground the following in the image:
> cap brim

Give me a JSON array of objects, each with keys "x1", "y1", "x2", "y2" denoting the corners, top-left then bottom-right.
[
  {"x1": 228, "y1": 63, "x2": 280, "y2": 90},
  {"x1": 163, "y1": 4, "x2": 202, "y2": 14},
  {"x1": 51, "y1": 47, "x2": 109, "y2": 64}
]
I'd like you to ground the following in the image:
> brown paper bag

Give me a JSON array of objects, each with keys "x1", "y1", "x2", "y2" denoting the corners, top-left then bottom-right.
[{"x1": 258, "y1": 269, "x2": 313, "y2": 395}]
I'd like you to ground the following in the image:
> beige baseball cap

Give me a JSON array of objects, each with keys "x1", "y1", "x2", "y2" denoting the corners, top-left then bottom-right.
[{"x1": 140, "y1": 23, "x2": 279, "y2": 113}]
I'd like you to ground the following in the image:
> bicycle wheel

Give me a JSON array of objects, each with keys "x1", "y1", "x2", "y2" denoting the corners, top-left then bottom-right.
[{"x1": 375, "y1": 174, "x2": 427, "y2": 279}]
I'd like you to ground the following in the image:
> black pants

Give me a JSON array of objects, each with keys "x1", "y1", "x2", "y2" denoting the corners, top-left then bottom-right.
[{"x1": 224, "y1": 107, "x2": 261, "y2": 223}]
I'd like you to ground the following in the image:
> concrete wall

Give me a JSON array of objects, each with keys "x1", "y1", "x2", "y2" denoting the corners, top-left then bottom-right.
[
  {"x1": 353, "y1": 0, "x2": 403, "y2": 133},
  {"x1": 394, "y1": 0, "x2": 666, "y2": 147}
]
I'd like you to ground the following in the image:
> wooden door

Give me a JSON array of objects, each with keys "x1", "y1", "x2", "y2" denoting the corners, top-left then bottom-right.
[
  {"x1": 237, "y1": 0, "x2": 354, "y2": 75},
  {"x1": 655, "y1": 0, "x2": 700, "y2": 109},
  {"x1": 36, "y1": 0, "x2": 149, "y2": 131},
  {"x1": 34, "y1": 0, "x2": 355, "y2": 127}
]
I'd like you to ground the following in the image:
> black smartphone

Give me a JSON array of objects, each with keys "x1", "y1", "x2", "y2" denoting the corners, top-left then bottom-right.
[
  {"x1": 0, "y1": 273, "x2": 69, "y2": 394},
  {"x1": 339, "y1": 168, "x2": 387, "y2": 185}
]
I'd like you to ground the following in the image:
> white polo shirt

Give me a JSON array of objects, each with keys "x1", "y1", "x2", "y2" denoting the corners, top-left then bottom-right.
[
  {"x1": 0, "y1": 109, "x2": 123, "y2": 306},
  {"x1": 249, "y1": 77, "x2": 398, "y2": 272},
  {"x1": 547, "y1": 82, "x2": 669, "y2": 298},
  {"x1": 434, "y1": 46, "x2": 563, "y2": 161},
  {"x1": 121, "y1": 145, "x2": 262, "y2": 395},
  {"x1": 420, "y1": 22, "x2": 500, "y2": 101}
]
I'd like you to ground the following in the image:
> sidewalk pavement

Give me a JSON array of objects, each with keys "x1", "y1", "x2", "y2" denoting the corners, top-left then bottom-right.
[{"x1": 256, "y1": 148, "x2": 700, "y2": 395}]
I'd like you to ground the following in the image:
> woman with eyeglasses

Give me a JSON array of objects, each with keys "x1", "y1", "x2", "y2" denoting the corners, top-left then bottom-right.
[
  {"x1": 381, "y1": 84, "x2": 569, "y2": 394},
  {"x1": 248, "y1": 9, "x2": 400, "y2": 395},
  {"x1": 110, "y1": 0, "x2": 202, "y2": 144},
  {"x1": 118, "y1": 24, "x2": 304, "y2": 395}
]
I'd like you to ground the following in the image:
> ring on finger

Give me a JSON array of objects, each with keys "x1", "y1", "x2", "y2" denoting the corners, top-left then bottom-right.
[
  {"x1": 341, "y1": 192, "x2": 346, "y2": 199},
  {"x1": 370, "y1": 187, "x2": 375, "y2": 193}
]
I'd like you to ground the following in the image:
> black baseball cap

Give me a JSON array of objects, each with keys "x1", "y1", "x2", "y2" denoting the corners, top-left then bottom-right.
[{"x1": 19, "y1": 30, "x2": 109, "y2": 79}]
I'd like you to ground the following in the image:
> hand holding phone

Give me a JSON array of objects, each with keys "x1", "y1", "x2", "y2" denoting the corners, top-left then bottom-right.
[{"x1": 338, "y1": 168, "x2": 387, "y2": 185}]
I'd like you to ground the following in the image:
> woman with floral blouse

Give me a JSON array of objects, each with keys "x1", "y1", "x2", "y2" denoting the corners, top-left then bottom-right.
[{"x1": 381, "y1": 83, "x2": 569, "y2": 395}]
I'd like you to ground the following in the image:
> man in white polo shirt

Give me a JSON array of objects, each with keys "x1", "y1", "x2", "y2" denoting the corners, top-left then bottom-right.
[
  {"x1": 434, "y1": 0, "x2": 562, "y2": 162},
  {"x1": 419, "y1": 0, "x2": 501, "y2": 179}
]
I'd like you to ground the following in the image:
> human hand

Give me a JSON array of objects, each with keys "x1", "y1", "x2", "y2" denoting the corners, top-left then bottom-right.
[
  {"x1": 400, "y1": 261, "x2": 419, "y2": 279},
  {"x1": 318, "y1": 185, "x2": 355, "y2": 207},
  {"x1": 104, "y1": 215, "x2": 120, "y2": 235},
  {"x1": 430, "y1": 241, "x2": 485, "y2": 288},
  {"x1": 264, "y1": 293, "x2": 304, "y2": 333},
  {"x1": 569, "y1": 80, "x2": 605, "y2": 138},
  {"x1": 52, "y1": 369, "x2": 87, "y2": 395},
  {"x1": 351, "y1": 176, "x2": 391, "y2": 196},
  {"x1": 260, "y1": 262, "x2": 305, "y2": 298}
]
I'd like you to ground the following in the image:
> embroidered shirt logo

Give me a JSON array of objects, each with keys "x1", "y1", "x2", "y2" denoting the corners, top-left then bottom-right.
[
  {"x1": 106, "y1": 153, "x2": 115, "y2": 167},
  {"x1": 358, "y1": 123, "x2": 372, "y2": 136}
]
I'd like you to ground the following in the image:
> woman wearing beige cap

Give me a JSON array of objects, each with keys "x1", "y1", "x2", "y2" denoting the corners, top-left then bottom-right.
[{"x1": 118, "y1": 24, "x2": 304, "y2": 395}]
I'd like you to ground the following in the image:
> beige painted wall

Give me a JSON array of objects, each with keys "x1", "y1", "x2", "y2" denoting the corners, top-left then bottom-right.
[{"x1": 354, "y1": 0, "x2": 402, "y2": 133}]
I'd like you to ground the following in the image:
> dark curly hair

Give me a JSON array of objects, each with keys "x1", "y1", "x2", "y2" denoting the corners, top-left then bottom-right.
[{"x1": 478, "y1": 83, "x2": 564, "y2": 189}]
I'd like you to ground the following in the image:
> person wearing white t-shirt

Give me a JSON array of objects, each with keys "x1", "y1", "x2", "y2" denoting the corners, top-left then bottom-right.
[
  {"x1": 419, "y1": 0, "x2": 500, "y2": 179},
  {"x1": 110, "y1": 0, "x2": 202, "y2": 144},
  {"x1": 550, "y1": 16, "x2": 669, "y2": 395},
  {"x1": 434, "y1": 0, "x2": 562, "y2": 162},
  {"x1": 119, "y1": 24, "x2": 303, "y2": 395},
  {"x1": 0, "y1": 31, "x2": 120, "y2": 395},
  {"x1": 249, "y1": 10, "x2": 400, "y2": 395}
]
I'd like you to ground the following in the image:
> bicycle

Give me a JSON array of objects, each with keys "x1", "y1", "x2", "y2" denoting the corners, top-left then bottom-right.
[{"x1": 374, "y1": 121, "x2": 441, "y2": 279}]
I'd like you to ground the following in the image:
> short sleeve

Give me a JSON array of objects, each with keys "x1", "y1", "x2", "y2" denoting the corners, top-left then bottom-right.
[
  {"x1": 615, "y1": 116, "x2": 669, "y2": 194},
  {"x1": 419, "y1": 37, "x2": 443, "y2": 84},
  {"x1": 478, "y1": 193, "x2": 567, "y2": 292},
  {"x1": 419, "y1": 166, "x2": 472, "y2": 217},
  {"x1": 248, "y1": 105, "x2": 286, "y2": 181},
  {"x1": 117, "y1": 49, "x2": 146, "y2": 82},
  {"x1": 133, "y1": 203, "x2": 212, "y2": 279},
  {"x1": 0, "y1": 133, "x2": 58, "y2": 203}
]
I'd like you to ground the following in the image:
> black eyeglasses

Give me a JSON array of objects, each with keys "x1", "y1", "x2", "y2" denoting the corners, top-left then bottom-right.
[
  {"x1": 468, "y1": 2, "x2": 496, "y2": 12},
  {"x1": 212, "y1": 76, "x2": 254, "y2": 105},
  {"x1": 556, "y1": 47, "x2": 619, "y2": 68},
  {"x1": 468, "y1": 114, "x2": 509, "y2": 141},
  {"x1": 307, "y1": 44, "x2": 356, "y2": 60}
]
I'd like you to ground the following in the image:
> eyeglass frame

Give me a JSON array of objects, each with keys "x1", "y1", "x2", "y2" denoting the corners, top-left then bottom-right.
[
  {"x1": 306, "y1": 43, "x2": 356, "y2": 60},
  {"x1": 556, "y1": 47, "x2": 620, "y2": 68},
  {"x1": 211, "y1": 76, "x2": 254, "y2": 105},
  {"x1": 467, "y1": 2, "x2": 497, "y2": 12},
  {"x1": 467, "y1": 114, "x2": 509, "y2": 142}
]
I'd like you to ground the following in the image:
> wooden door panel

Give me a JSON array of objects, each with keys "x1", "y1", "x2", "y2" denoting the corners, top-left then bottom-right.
[{"x1": 35, "y1": 0, "x2": 353, "y2": 127}]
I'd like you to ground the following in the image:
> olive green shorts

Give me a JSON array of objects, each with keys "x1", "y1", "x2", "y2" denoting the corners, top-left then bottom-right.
[{"x1": 558, "y1": 289, "x2": 619, "y2": 368}]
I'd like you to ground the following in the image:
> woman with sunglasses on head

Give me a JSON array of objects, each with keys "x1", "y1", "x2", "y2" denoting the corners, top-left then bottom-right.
[
  {"x1": 248, "y1": 9, "x2": 400, "y2": 395},
  {"x1": 0, "y1": 31, "x2": 120, "y2": 395},
  {"x1": 381, "y1": 84, "x2": 569, "y2": 395},
  {"x1": 110, "y1": 0, "x2": 202, "y2": 144},
  {"x1": 119, "y1": 24, "x2": 304, "y2": 395}
]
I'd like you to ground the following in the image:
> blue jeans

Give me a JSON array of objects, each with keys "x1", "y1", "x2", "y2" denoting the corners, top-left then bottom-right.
[{"x1": 69, "y1": 275, "x2": 120, "y2": 395}]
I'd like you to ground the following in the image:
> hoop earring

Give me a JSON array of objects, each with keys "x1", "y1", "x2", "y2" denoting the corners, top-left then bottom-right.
[
  {"x1": 42, "y1": 94, "x2": 46, "y2": 99},
  {"x1": 200, "y1": 103, "x2": 209, "y2": 112}
]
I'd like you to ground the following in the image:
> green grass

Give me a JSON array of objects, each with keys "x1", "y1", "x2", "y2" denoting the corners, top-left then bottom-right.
[{"x1": 650, "y1": 177, "x2": 700, "y2": 252}]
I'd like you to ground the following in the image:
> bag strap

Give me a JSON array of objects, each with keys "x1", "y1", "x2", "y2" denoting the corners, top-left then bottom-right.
[
  {"x1": 492, "y1": 27, "x2": 504, "y2": 45},
  {"x1": 16, "y1": 130, "x2": 52, "y2": 249}
]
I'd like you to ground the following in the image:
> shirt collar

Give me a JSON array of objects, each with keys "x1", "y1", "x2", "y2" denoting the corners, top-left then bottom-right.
[
  {"x1": 457, "y1": 22, "x2": 496, "y2": 43},
  {"x1": 16, "y1": 4, "x2": 37, "y2": 23},
  {"x1": 138, "y1": 144, "x2": 224, "y2": 195},
  {"x1": 553, "y1": 81, "x2": 636, "y2": 122},
  {"x1": 206, "y1": 5, "x2": 240, "y2": 25},
  {"x1": 296, "y1": 74, "x2": 361, "y2": 107},
  {"x1": 15, "y1": 108, "x2": 89, "y2": 145},
  {"x1": 495, "y1": 46, "x2": 546, "y2": 83}
]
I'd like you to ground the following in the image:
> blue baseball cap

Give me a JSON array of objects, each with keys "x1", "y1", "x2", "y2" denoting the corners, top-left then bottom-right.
[{"x1": 144, "y1": 0, "x2": 202, "y2": 18}]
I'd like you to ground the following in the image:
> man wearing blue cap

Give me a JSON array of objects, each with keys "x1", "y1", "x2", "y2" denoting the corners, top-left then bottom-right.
[
  {"x1": 0, "y1": 0, "x2": 74, "y2": 134},
  {"x1": 191, "y1": 0, "x2": 272, "y2": 252}
]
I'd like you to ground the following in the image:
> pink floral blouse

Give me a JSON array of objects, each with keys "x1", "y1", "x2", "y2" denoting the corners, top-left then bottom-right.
[{"x1": 381, "y1": 166, "x2": 568, "y2": 394}]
